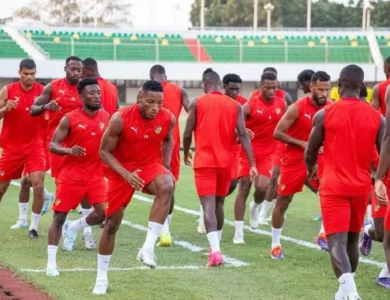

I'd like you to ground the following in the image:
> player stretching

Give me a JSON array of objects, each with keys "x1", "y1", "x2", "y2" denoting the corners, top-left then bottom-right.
[
  {"x1": 271, "y1": 71, "x2": 331, "y2": 259},
  {"x1": 149, "y1": 64, "x2": 189, "y2": 246},
  {"x1": 46, "y1": 78, "x2": 109, "y2": 276},
  {"x1": 234, "y1": 72, "x2": 286, "y2": 244},
  {"x1": 0, "y1": 59, "x2": 46, "y2": 239},
  {"x1": 183, "y1": 69, "x2": 257, "y2": 266},
  {"x1": 93, "y1": 81, "x2": 175, "y2": 294},
  {"x1": 307, "y1": 64, "x2": 384, "y2": 300}
]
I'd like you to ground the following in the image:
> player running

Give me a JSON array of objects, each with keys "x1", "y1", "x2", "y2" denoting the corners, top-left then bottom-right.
[
  {"x1": 270, "y1": 71, "x2": 331, "y2": 259},
  {"x1": 183, "y1": 69, "x2": 258, "y2": 266},
  {"x1": 93, "y1": 80, "x2": 175, "y2": 295},
  {"x1": 0, "y1": 59, "x2": 47, "y2": 239},
  {"x1": 307, "y1": 64, "x2": 384, "y2": 300},
  {"x1": 46, "y1": 78, "x2": 109, "y2": 277},
  {"x1": 233, "y1": 71, "x2": 286, "y2": 244},
  {"x1": 149, "y1": 64, "x2": 189, "y2": 247}
]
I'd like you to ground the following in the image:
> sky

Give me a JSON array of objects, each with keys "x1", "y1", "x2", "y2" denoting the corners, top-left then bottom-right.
[{"x1": 0, "y1": 0, "x2": 357, "y2": 30}]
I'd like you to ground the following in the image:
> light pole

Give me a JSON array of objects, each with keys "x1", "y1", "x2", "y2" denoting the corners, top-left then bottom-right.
[
  {"x1": 307, "y1": 0, "x2": 311, "y2": 32},
  {"x1": 264, "y1": 3, "x2": 275, "y2": 32},
  {"x1": 200, "y1": 0, "x2": 205, "y2": 31},
  {"x1": 253, "y1": 0, "x2": 258, "y2": 31},
  {"x1": 362, "y1": 0, "x2": 374, "y2": 31}
]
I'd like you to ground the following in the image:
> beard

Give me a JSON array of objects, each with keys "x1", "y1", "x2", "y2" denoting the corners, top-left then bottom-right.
[{"x1": 85, "y1": 103, "x2": 101, "y2": 111}]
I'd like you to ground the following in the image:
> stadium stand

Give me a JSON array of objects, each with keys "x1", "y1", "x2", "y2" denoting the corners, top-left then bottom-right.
[
  {"x1": 0, "y1": 29, "x2": 28, "y2": 58},
  {"x1": 377, "y1": 35, "x2": 390, "y2": 60}
]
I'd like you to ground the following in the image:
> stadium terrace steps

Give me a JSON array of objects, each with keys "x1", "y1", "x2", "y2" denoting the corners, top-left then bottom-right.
[
  {"x1": 184, "y1": 38, "x2": 212, "y2": 62},
  {"x1": 377, "y1": 35, "x2": 390, "y2": 60},
  {"x1": 0, "y1": 29, "x2": 28, "y2": 59}
]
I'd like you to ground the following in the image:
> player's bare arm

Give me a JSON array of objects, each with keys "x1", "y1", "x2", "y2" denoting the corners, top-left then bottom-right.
[
  {"x1": 236, "y1": 104, "x2": 258, "y2": 181},
  {"x1": 50, "y1": 116, "x2": 86, "y2": 156},
  {"x1": 0, "y1": 86, "x2": 17, "y2": 119},
  {"x1": 31, "y1": 83, "x2": 61, "y2": 116},
  {"x1": 242, "y1": 102, "x2": 254, "y2": 139},
  {"x1": 181, "y1": 88, "x2": 190, "y2": 113},
  {"x1": 274, "y1": 104, "x2": 306, "y2": 149},
  {"x1": 100, "y1": 112, "x2": 144, "y2": 190},
  {"x1": 285, "y1": 91, "x2": 294, "y2": 105},
  {"x1": 183, "y1": 98, "x2": 197, "y2": 165},
  {"x1": 371, "y1": 83, "x2": 379, "y2": 110},
  {"x1": 162, "y1": 114, "x2": 176, "y2": 169},
  {"x1": 305, "y1": 109, "x2": 325, "y2": 175}
]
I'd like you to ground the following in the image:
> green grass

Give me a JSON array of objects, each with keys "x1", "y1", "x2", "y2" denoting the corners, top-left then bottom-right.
[{"x1": 0, "y1": 117, "x2": 388, "y2": 299}]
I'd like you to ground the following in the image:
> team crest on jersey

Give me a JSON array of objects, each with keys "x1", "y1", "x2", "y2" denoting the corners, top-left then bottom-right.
[
  {"x1": 99, "y1": 122, "x2": 105, "y2": 130},
  {"x1": 105, "y1": 202, "x2": 109, "y2": 210},
  {"x1": 374, "y1": 204, "x2": 380, "y2": 213},
  {"x1": 275, "y1": 108, "x2": 281, "y2": 115},
  {"x1": 0, "y1": 171, "x2": 4, "y2": 176},
  {"x1": 54, "y1": 198, "x2": 61, "y2": 206},
  {"x1": 154, "y1": 126, "x2": 162, "y2": 134},
  {"x1": 280, "y1": 184, "x2": 286, "y2": 191},
  {"x1": 44, "y1": 112, "x2": 49, "y2": 120}
]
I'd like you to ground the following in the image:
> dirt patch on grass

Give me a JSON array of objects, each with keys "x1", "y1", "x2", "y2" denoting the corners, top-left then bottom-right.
[{"x1": 0, "y1": 266, "x2": 52, "y2": 300}]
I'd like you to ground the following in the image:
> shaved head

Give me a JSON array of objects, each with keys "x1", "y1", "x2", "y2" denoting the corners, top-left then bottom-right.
[
  {"x1": 338, "y1": 64, "x2": 364, "y2": 97},
  {"x1": 202, "y1": 69, "x2": 221, "y2": 93}
]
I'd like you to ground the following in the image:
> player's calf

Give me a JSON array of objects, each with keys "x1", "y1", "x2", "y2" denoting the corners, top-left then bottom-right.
[
  {"x1": 233, "y1": 177, "x2": 251, "y2": 244},
  {"x1": 29, "y1": 171, "x2": 45, "y2": 239}
]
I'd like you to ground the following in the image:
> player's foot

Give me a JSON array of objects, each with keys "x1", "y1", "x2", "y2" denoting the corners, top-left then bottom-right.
[
  {"x1": 29, "y1": 229, "x2": 39, "y2": 239},
  {"x1": 233, "y1": 234, "x2": 245, "y2": 245},
  {"x1": 316, "y1": 233, "x2": 329, "y2": 252},
  {"x1": 313, "y1": 215, "x2": 322, "y2": 221},
  {"x1": 62, "y1": 222, "x2": 78, "y2": 251},
  {"x1": 137, "y1": 248, "x2": 156, "y2": 269},
  {"x1": 258, "y1": 217, "x2": 269, "y2": 226},
  {"x1": 84, "y1": 232, "x2": 96, "y2": 250},
  {"x1": 345, "y1": 293, "x2": 362, "y2": 300},
  {"x1": 197, "y1": 219, "x2": 206, "y2": 233},
  {"x1": 249, "y1": 201, "x2": 259, "y2": 229},
  {"x1": 359, "y1": 220, "x2": 373, "y2": 256},
  {"x1": 266, "y1": 215, "x2": 272, "y2": 222},
  {"x1": 156, "y1": 232, "x2": 172, "y2": 247},
  {"x1": 46, "y1": 267, "x2": 60, "y2": 277},
  {"x1": 10, "y1": 219, "x2": 28, "y2": 229},
  {"x1": 41, "y1": 192, "x2": 55, "y2": 215},
  {"x1": 376, "y1": 277, "x2": 390, "y2": 289},
  {"x1": 270, "y1": 246, "x2": 284, "y2": 260},
  {"x1": 93, "y1": 280, "x2": 108, "y2": 295},
  {"x1": 206, "y1": 251, "x2": 224, "y2": 267}
]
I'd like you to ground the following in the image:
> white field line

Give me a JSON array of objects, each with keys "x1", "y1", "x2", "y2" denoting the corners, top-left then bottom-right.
[
  {"x1": 20, "y1": 265, "x2": 204, "y2": 273},
  {"x1": 132, "y1": 194, "x2": 386, "y2": 269},
  {"x1": 121, "y1": 220, "x2": 249, "y2": 267}
]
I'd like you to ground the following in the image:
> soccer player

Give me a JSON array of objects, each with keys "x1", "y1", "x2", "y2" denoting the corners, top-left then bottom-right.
[
  {"x1": 372, "y1": 56, "x2": 390, "y2": 116},
  {"x1": 262, "y1": 67, "x2": 293, "y2": 104},
  {"x1": 271, "y1": 71, "x2": 331, "y2": 259},
  {"x1": 82, "y1": 58, "x2": 119, "y2": 117},
  {"x1": 46, "y1": 78, "x2": 109, "y2": 277},
  {"x1": 306, "y1": 64, "x2": 384, "y2": 300},
  {"x1": 149, "y1": 64, "x2": 189, "y2": 247},
  {"x1": 233, "y1": 72, "x2": 286, "y2": 244},
  {"x1": 93, "y1": 80, "x2": 175, "y2": 295},
  {"x1": 0, "y1": 59, "x2": 46, "y2": 239},
  {"x1": 183, "y1": 69, "x2": 258, "y2": 265},
  {"x1": 297, "y1": 69, "x2": 315, "y2": 94}
]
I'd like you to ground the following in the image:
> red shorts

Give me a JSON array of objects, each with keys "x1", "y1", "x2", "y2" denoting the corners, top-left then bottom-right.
[
  {"x1": 320, "y1": 193, "x2": 368, "y2": 235},
  {"x1": 194, "y1": 167, "x2": 231, "y2": 197},
  {"x1": 239, "y1": 154, "x2": 273, "y2": 178},
  {"x1": 49, "y1": 152, "x2": 63, "y2": 178},
  {"x1": 278, "y1": 162, "x2": 307, "y2": 196},
  {"x1": 0, "y1": 148, "x2": 46, "y2": 181},
  {"x1": 105, "y1": 163, "x2": 172, "y2": 216},
  {"x1": 370, "y1": 185, "x2": 388, "y2": 218},
  {"x1": 272, "y1": 142, "x2": 285, "y2": 168},
  {"x1": 53, "y1": 179, "x2": 106, "y2": 213},
  {"x1": 170, "y1": 142, "x2": 180, "y2": 181}
]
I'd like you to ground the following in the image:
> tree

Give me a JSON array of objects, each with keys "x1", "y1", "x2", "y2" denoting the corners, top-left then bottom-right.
[{"x1": 13, "y1": 0, "x2": 132, "y2": 25}]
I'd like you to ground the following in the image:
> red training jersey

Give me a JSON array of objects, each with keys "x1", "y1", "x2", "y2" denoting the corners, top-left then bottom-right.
[
  {"x1": 378, "y1": 78, "x2": 390, "y2": 116},
  {"x1": 243, "y1": 94, "x2": 286, "y2": 157},
  {"x1": 97, "y1": 77, "x2": 118, "y2": 118},
  {"x1": 161, "y1": 81, "x2": 183, "y2": 147},
  {"x1": 283, "y1": 97, "x2": 331, "y2": 165},
  {"x1": 0, "y1": 82, "x2": 45, "y2": 152},
  {"x1": 235, "y1": 94, "x2": 247, "y2": 105},
  {"x1": 194, "y1": 91, "x2": 239, "y2": 169},
  {"x1": 320, "y1": 98, "x2": 381, "y2": 196},
  {"x1": 47, "y1": 78, "x2": 82, "y2": 141},
  {"x1": 57, "y1": 108, "x2": 109, "y2": 183},
  {"x1": 107, "y1": 104, "x2": 172, "y2": 180}
]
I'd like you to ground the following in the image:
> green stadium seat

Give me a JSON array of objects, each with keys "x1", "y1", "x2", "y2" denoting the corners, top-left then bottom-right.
[
  {"x1": 377, "y1": 35, "x2": 390, "y2": 60},
  {"x1": 0, "y1": 30, "x2": 28, "y2": 58}
]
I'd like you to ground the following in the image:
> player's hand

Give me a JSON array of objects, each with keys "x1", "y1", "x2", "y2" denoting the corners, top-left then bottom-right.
[
  {"x1": 300, "y1": 141, "x2": 308, "y2": 149},
  {"x1": 374, "y1": 179, "x2": 389, "y2": 206},
  {"x1": 5, "y1": 99, "x2": 19, "y2": 111},
  {"x1": 43, "y1": 98, "x2": 61, "y2": 112},
  {"x1": 246, "y1": 128, "x2": 255, "y2": 140},
  {"x1": 184, "y1": 151, "x2": 193, "y2": 166},
  {"x1": 124, "y1": 169, "x2": 144, "y2": 191},
  {"x1": 69, "y1": 145, "x2": 86, "y2": 156},
  {"x1": 250, "y1": 166, "x2": 259, "y2": 183}
]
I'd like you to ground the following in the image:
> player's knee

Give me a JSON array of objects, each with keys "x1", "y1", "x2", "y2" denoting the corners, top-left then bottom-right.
[
  {"x1": 30, "y1": 179, "x2": 44, "y2": 191},
  {"x1": 105, "y1": 220, "x2": 120, "y2": 236},
  {"x1": 53, "y1": 213, "x2": 67, "y2": 228},
  {"x1": 157, "y1": 177, "x2": 174, "y2": 198}
]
